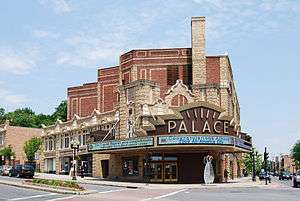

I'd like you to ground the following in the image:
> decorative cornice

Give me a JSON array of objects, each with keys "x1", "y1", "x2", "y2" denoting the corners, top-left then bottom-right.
[{"x1": 165, "y1": 80, "x2": 194, "y2": 97}]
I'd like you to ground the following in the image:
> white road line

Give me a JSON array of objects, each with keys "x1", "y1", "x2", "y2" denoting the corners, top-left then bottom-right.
[
  {"x1": 9, "y1": 193, "x2": 57, "y2": 201},
  {"x1": 140, "y1": 189, "x2": 187, "y2": 201},
  {"x1": 45, "y1": 195, "x2": 77, "y2": 201},
  {"x1": 97, "y1": 188, "x2": 130, "y2": 194}
]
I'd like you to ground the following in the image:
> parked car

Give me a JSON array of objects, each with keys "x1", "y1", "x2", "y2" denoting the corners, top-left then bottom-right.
[
  {"x1": 8, "y1": 164, "x2": 34, "y2": 178},
  {"x1": 1, "y1": 165, "x2": 13, "y2": 176},
  {"x1": 279, "y1": 171, "x2": 292, "y2": 180},
  {"x1": 0, "y1": 166, "x2": 3, "y2": 175},
  {"x1": 293, "y1": 170, "x2": 300, "y2": 188},
  {"x1": 259, "y1": 171, "x2": 271, "y2": 182}
]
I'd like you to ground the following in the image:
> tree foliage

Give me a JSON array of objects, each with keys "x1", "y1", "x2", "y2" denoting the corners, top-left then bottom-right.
[
  {"x1": 51, "y1": 100, "x2": 67, "y2": 122},
  {"x1": 0, "y1": 100, "x2": 67, "y2": 128},
  {"x1": 243, "y1": 148, "x2": 263, "y2": 175},
  {"x1": 0, "y1": 145, "x2": 15, "y2": 160},
  {"x1": 23, "y1": 137, "x2": 43, "y2": 162},
  {"x1": 291, "y1": 140, "x2": 300, "y2": 168}
]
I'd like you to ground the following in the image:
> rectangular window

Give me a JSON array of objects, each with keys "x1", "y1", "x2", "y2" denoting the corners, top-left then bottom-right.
[
  {"x1": 49, "y1": 138, "x2": 53, "y2": 150},
  {"x1": 60, "y1": 134, "x2": 64, "y2": 149},
  {"x1": 167, "y1": 66, "x2": 179, "y2": 86},
  {"x1": 122, "y1": 157, "x2": 139, "y2": 176},
  {"x1": 64, "y1": 134, "x2": 70, "y2": 148},
  {"x1": 44, "y1": 138, "x2": 48, "y2": 151},
  {"x1": 0, "y1": 133, "x2": 3, "y2": 145},
  {"x1": 78, "y1": 135, "x2": 82, "y2": 145},
  {"x1": 183, "y1": 65, "x2": 192, "y2": 86},
  {"x1": 83, "y1": 134, "x2": 86, "y2": 145}
]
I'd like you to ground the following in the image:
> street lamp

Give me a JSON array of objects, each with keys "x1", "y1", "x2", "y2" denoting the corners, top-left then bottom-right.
[{"x1": 70, "y1": 138, "x2": 80, "y2": 180}]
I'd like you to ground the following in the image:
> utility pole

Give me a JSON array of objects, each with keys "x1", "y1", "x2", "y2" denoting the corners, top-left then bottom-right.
[
  {"x1": 251, "y1": 148, "x2": 256, "y2": 182},
  {"x1": 264, "y1": 147, "x2": 269, "y2": 185}
]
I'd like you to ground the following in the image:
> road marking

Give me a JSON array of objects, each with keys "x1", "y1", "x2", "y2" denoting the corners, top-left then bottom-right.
[
  {"x1": 140, "y1": 189, "x2": 187, "y2": 201},
  {"x1": 9, "y1": 193, "x2": 57, "y2": 200},
  {"x1": 45, "y1": 196, "x2": 77, "y2": 201},
  {"x1": 97, "y1": 188, "x2": 130, "y2": 194}
]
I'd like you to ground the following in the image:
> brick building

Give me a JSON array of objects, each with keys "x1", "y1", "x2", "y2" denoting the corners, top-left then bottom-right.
[
  {"x1": 41, "y1": 17, "x2": 252, "y2": 183},
  {"x1": 0, "y1": 120, "x2": 42, "y2": 165}
]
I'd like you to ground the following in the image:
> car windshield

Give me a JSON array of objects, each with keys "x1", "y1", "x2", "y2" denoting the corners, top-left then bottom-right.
[
  {"x1": 297, "y1": 170, "x2": 300, "y2": 176},
  {"x1": 24, "y1": 165, "x2": 34, "y2": 170}
]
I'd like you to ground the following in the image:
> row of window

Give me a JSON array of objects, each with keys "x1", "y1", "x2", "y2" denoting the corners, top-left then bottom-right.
[{"x1": 44, "y1": 133, "x2": 87, "y2": 151}]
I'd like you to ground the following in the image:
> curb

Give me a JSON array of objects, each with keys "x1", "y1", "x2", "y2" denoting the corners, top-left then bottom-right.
[{"x1": 0, "y1": 179, "x2": 97, "y2": 195}]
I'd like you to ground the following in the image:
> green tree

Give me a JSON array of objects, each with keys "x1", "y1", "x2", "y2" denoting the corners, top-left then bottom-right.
[
  {"x1": 23, "y1": 137, "x2": 43, "y2": 162},
  {"x1": 291, "y1": 140, "x2": 300, "y2": 169},
  {"x1": 0, "y1": 108, "x2": 5, "y2": 124},
  {"x1": 0, "y1": 145, "x2": 15, "y2": 164},
  {"x1": 4, "y1": 108, "x2": 37, "y2": 128},
  {"x1": 0, "y1": 100, "x2": 67, "y2": 128},
  {"x1": 51, "y1": 100, "x2": 67, "y2": 122},
  {"x1": 243, "y1": 148, "x2": 263, "y2": 175}
]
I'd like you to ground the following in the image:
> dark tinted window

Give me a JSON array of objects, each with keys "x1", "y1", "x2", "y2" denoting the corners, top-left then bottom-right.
[{"x1": 24, "y1": 165, "x2": 34, "y2": 170}]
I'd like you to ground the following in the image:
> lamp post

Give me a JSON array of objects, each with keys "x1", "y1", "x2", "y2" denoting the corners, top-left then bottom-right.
[
  {"x1": 251, "y1": 148, "x2": 256, "y2": 182},
  {"x1": 10, "y1": 155, "x2": 15, "y2": 167},
  {"x1": 70, "y1": 138, "x2": 80, "y2": 180}
]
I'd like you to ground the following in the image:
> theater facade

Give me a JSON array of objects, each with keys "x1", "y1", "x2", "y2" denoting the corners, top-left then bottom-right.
[{"x1": 41, "y1": 17, "x2": 252, "y2": 183}]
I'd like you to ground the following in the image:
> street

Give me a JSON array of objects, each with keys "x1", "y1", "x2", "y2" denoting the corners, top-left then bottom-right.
[{"x1": 0, "y1": 176, "x2": 299, "y2": 201}]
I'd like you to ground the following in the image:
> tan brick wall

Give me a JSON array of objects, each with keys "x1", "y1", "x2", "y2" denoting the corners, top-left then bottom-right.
[
  {"x1": 5, "y1": 126, "x2": 42, "y2": 164},
  {"x1": 92, "y1": 153, "x2": 110, "y2": 177},
  {"x1": 191, "y1": 17, "x2": 206, "y2": 85}
]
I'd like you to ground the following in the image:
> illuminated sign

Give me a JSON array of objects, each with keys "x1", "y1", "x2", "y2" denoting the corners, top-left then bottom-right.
[
  {"x1": 88, "y1": 137, "x2": 154, "y2": 151},
  {"x1": 158, "y1": 135, "x2": 234, "y2": 146}
]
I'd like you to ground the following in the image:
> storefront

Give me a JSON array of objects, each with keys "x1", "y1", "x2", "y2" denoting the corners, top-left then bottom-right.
[{"x1": 88, "y1": 104, "x2": 252, "y2": 183}]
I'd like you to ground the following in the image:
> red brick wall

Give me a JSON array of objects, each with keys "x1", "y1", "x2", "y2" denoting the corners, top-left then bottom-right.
[
  {"x1": 206, "y1": 57, "x2": 220, "y2": 84},
  {"x1": 170, "y1": 94, "x2": 188, "y2": 107},
  {"x1": 121, "y1": 48, "x2": 192, "y2": 98},
  {"x1": 67, "y1": 49, "x2": 223, "y2": 118},
  {"x1": 98, "y1": 67, "x2": 119, "y2": 113},
  {"x1": 68, "y1": 82, "x2": 97, "y2": 120}
]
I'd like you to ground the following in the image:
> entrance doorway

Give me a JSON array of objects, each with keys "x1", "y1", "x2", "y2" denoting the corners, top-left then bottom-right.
[
  {"x1": 150, "y1": 162, "x2": 178, "y2": 182},
  {"x1": 164, "y1": 162, "x2": 178, "y2": 182},
  {"x1": 101, "y1": 160, "x2": 109, "y2": 178},
  {"x1": 150, "y1": 163, "x2": 163, "y2": 182}
]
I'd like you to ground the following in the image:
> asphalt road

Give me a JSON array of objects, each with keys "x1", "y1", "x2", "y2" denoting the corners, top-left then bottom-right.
[
  {"x1": 0, "y1": 183, "x2": 70, "y2": 201},
  {"x1": 0, "y1": 175, "x2": 299, "y2": 201}
]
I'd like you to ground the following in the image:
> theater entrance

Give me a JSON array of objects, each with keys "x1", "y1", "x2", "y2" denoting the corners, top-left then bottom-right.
[
  {"x1": 150, "y1": 162, "x2": 178, "y2": 183},
  {"x1": 148, "y1": 152, "x2": 207, "y2": 183}
]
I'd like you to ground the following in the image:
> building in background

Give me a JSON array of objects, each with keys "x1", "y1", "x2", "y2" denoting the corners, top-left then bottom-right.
[
  {"x1": 0, "y1": 120, "x2": 42, "y2": 165},
  {"x1": 41, "y1": 17, "x2": 252, "y2": 183},
  {"x1": 280, "y1": 154, "x2": 295, "y2": 174}
]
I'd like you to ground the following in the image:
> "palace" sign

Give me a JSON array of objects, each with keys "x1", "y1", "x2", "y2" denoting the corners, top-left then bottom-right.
[{"x1": 152, "y1": 106, "x2": 235, "y2": 136}]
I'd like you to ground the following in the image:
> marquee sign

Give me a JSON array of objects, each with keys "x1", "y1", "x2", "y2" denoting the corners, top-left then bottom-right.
[
  {"x1": 153, "y1": 106, "x2": 235, "y2": 136},
  {"x1": 88, "y1": 137, "x2": 154, "y2": 151},
  {"x1": 157, "y1": 135, "x2": 234, "y2": 146}
]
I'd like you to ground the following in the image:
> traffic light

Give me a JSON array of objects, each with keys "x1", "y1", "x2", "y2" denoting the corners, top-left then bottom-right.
[{"x1": 264, "y1": 151, "x2": 269, "y2": 161}]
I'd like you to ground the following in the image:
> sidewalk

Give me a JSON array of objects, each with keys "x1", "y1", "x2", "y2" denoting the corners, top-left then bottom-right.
[{"x1": 34, "y1": 173, "x2": 264, "y2": 189}]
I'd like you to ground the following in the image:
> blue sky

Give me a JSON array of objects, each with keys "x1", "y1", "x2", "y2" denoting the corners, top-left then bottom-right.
[{"x1": 0, "y1": 0, "x2": 300, "y2": 156}]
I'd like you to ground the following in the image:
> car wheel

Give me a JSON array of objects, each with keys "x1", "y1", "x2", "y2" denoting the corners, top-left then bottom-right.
[{"x1": 8, "y1": 173, "x2": 12, "y2": 177}]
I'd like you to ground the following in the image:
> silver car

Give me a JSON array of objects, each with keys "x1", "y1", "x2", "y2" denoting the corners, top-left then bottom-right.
[{"x1": 293, "y1": 170, "x2": 300, "y2": 188}]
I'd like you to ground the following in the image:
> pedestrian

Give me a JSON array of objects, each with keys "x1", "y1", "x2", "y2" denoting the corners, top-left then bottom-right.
[{"x1": 224, "y1": 169, "x2": 228, "y2": 183}]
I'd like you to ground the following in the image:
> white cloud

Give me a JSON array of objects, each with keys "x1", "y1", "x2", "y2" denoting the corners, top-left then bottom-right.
[
  {"x1": 0, "y1": 88, "x2": 28, "y2": 105},
  {"x1": 32, "y1": 30, "x2": 59, "y2": 38},
  {"x1": 39, "y1": 0, "x2": 73, "y2": 14},
  {"x1": 192, "y1": 0, "x2": 224, "y2": 8},
  {"x1": 0, "y1": 47, "x2": 39, "y2": 75}
]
